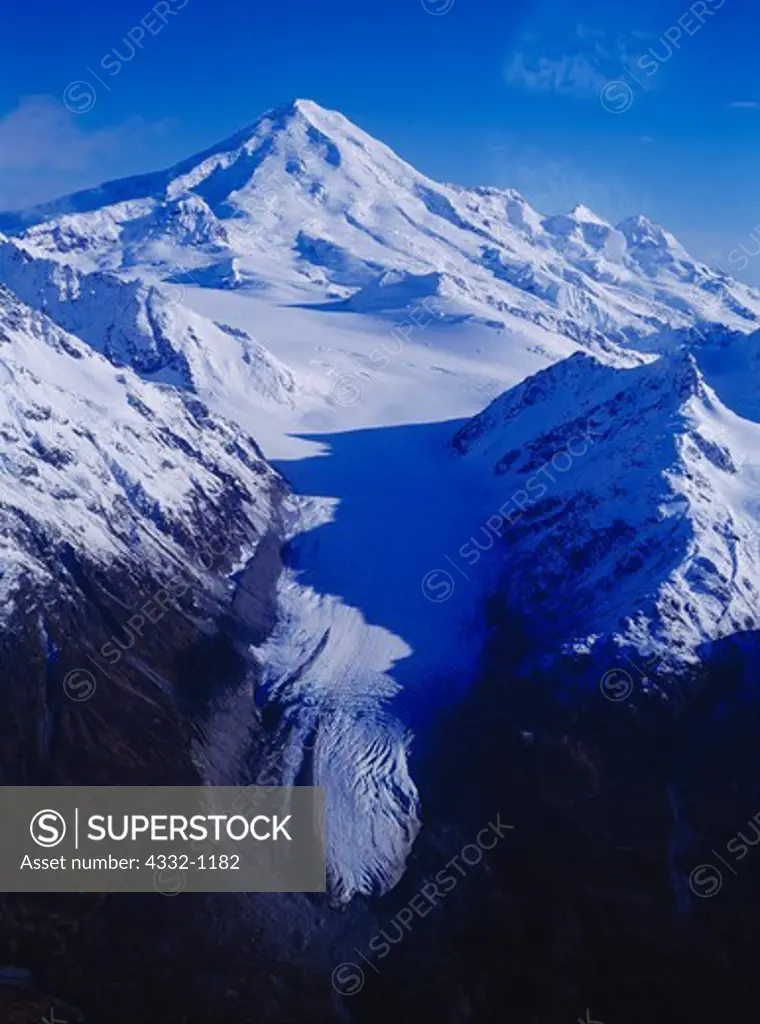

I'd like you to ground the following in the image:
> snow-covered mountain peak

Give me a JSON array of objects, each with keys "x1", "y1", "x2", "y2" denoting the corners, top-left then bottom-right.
[
  {"x1": 616, "y1": 213, "x2": 688, "y2": 256},
  {"x1": 2, "y1": 98, "x2": 760, "y2": 354},
  {"x1": 451, "y1": 343, "x2": 760, "y2": 671},
  {"x1": 570, "y1": 203, "x2": 608, "y2": 225},
  {"x1": 541, "y1": 205, "x2": 613, "y2": 251},
  {"x1": 242, "y1": 96, "x2": 361, "y2": 137}
]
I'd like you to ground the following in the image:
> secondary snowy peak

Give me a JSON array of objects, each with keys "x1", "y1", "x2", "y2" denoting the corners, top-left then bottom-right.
[
  {"x1": 571, "y1": 204, "x2": 608, "y2": 225},
  {"x1": 452, "y1": 346, "x2": 760, "y2": 671},
  {"x1": 541, "y1": 203, "x2": 611, "y2": 242},
  {"x1": 616, "y1": 213, "x2": 686, "y2": 252},
  {"x1": 4, "y1": 99, "x2": 760, "y2": 351},
  {"x1": 615, "y1": 213, "x2": 693, "y2": 276}
]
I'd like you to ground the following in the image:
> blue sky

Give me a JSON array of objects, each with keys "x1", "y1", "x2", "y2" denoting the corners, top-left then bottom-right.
[{"x1": 2, "y1": 0, "x2": 759, "y2": 280}]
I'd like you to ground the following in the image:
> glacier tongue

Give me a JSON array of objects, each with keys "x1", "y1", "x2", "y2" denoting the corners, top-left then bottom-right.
[{"x1": 253, "y1": 557, "x2": 420, "y2": 902}]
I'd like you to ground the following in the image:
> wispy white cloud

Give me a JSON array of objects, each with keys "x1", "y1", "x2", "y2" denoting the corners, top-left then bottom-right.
[
  {"x1": 486, "y1": 142, "x2": 655, "y2": 224},
  {"x1": 0, "y1": 96, "x2": 175, "y2": 211},
  {"x1": 728, "y1": 100, "x2": 758, "y2": 109},
  {"x1": 504, "y1": 24, "x2": 644, "y2": 98},
  {"x1": 505, "y1": 51, "x2": 607, "y2": 96}
]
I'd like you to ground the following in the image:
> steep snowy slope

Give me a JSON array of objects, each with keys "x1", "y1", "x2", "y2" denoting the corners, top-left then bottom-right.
[
  {"x1": 0, "y1": 233, "x2": 297, "y2": 407},
  {"x1": 2, "y1": 99, "x2": 759, "y2": 352},
  {"x1": 453, "y1": 342, "x2": 760, "y2": 672},
  {"x1": 0, "y1": 281, "x2": 284, "y2": 621}
]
